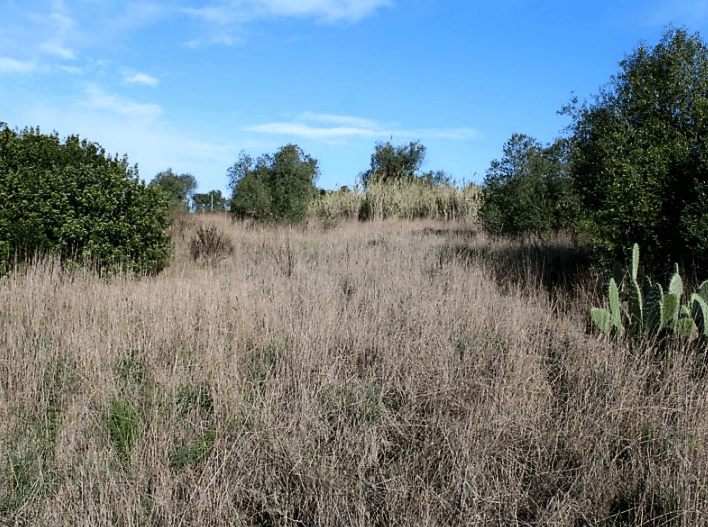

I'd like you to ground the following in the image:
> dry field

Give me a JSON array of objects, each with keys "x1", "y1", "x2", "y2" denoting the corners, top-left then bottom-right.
[{"x1": 1, "y1": 214, "x2": 707, "y2": 526}]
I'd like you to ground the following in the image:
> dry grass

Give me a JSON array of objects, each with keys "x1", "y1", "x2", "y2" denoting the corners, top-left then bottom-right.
[
  {"x1": 308, "y1": 181, "x2": 481, "y2": 225},
  {"x1": 1, "y1": 214, "x2": 708, "y2": 526}
]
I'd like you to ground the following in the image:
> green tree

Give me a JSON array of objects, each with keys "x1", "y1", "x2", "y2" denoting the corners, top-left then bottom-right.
[
  {"x1": 228, "y1": 144, "x2": 319, "y2": 223},
  {"x1": 480, "y1": 133, "x2": 579, "y2": 236},
  {"x1": 360, "y1": 140, "x2": 427, "y2": 187},
  {"x1": 0, "y1": 124, "x2": 172, "y2": 274},
  {"x1": 149, "y1": 169, "x2": 197, "y2": 210},
  {"x1": 193, "y1": 190, "x2": 228, "y2": 213},
  {"x1": 564, "y1": 26, "x2": 708, "y2": 274}
]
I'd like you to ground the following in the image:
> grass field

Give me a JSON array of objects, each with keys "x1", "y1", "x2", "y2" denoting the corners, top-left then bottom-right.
[{"x1": 1, "y1": 213, "x2": 707, "y2": 526}]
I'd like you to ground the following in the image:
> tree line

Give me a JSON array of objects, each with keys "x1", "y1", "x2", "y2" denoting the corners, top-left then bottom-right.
[
  {"x1": 2, "y1": 26, "x2": 707, "y2": 276},
  {"x1": 480, "y1": 26, "x2": 708, "y2": 277}
]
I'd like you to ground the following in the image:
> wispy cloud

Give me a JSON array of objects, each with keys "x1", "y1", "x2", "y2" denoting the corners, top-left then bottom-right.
[
  {"x1": 124, "y1": 72, "x2": 159, "y2": 86},
  {"x1": 0, "y1": 57, "x2": 37, "y2": 74},
  {"x1": 298, "y1": 111, "x2": 379, "y2": 129},
  {"x1": 244, "y1": 112, "x2": 481, "y2": 141},
  {"x1": 246, "y1": 0, "x2": 395, "y2": 22},
  {"x1": 184, "y1": 33, "x2": 248, "y2": 49},
  {"x1": 182, "y1": 0, "x2": 393, "y2": 46},
  {"x1": 246, "y1": 122, "x2": 378, "y2": 139},
  {"x1": 184, "y1": 0, "x2": 393, "y2": 24},
  {"x1": 81, "y1": 85, "x2": 163, "y2": 119},
  {"x1": 39, "y1": 39, "x2": 75, "y2": 59},
  {"x1": 32, "y1": 9, "x2": 78, "y2": 59},
  {"x1": 61, "y1": 65, "x2": 83, "y2": 74}
]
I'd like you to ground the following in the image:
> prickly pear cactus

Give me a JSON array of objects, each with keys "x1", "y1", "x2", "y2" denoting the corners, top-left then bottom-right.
[
  {"x1": 591, "y1": 277, "x2": 624, "y2": 336},
  {"x1": 590, "y1": 243, "x2": 706, "y2": 342}
]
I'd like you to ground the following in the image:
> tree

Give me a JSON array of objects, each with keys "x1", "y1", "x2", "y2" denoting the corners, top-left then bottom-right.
[
  {"x1": 360, "y1": 140, "x2": 427, "y2": 187},
  {"x1": 420, "y1": 169, "x2": 453, "y2": 187},
  {"x1": 564, "y1": 26, "x2": 708, "y2": 275},
  {"x1": 0, "y1": 124, "x2": 172, "y2": 274},
  {"x1": 193, "y1": 190, "x2": 228, "y2": 213},
  {"x1": 149, "y1": 169, "x2": 197, "y2": 210},
  {"x1": 228, "y1": 144, "x2": 319, "y2": 223},
  {"x1": 480, "y1": 133, "x2": 580, "y2": 236}
]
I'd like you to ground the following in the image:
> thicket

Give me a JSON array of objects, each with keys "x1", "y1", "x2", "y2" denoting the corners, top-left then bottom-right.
[
  {"x1": 0, "y1": 124, "x2": 172, "y2": 275},
  {"x1": 228, "y1": 144, "x2": 319, "y2": 224},
  {"x1": 360, "y1": 140, "x2": 451, "y2": 188},
  {"x1": 564, "y1": 26, "x2": 708, "y2": 276},
  {"x1": 480, "y1": 134, "x2": 580, "y2": 237},
  {"x1": 149, "y1": 169, "x2": 197, "y2": 211}
]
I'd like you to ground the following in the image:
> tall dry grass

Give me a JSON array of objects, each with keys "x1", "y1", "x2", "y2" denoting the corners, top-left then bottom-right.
[
  {"x1": 1, "y1": 214, "x2": 707, "y2": 526},
  {"x1": 308, "y1": 181, "x2": 481, "y2": 225}
]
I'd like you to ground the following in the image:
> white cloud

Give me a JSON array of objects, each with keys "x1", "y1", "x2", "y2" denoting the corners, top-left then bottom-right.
[
  {"x1": 39, "y1": 39, "x2": 75, "y2": 59},
  {"x1": 125, "y1": 72, "x2": 159, "y2": 86},
  {"x1": 184, "y1": 33, "x2": 247, "y2": 48},
  {"x1": 246, "y1": 121, "x2": 378, "y2": 138},
  {"x1": 247, "y1": 0, "x2": 395, "y2": 22},
  {"x1": 298, "y1": 111, "x2": 379, "y2": 129},
  {"x1": 182, "y1": 0, "x2": 393, "y2": 45},
  {"x1": 0, "y1": 57, "x2": 37, "y2": 74},
  {"x1": 61, "y1": 65, "x2": 84, "y2": 74},
  {"x1": 81, "y1": 85, "x2": 163, "y2": 119},
  {"x1": 245, "y1": 112, "x2": 481, "y2": 141}
]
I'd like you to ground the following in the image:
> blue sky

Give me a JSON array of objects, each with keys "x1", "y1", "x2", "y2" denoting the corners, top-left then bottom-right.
[{"x1": 2, "y1": 1, "x2": 707, "y2": 195}]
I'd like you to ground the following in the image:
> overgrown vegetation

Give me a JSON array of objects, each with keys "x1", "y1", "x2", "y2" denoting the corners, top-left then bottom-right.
[
  {"x1": 564, "y1": 26, "x2": 708, "y2": 276},
  {"x1": 360, "y1": 140, "x2": 451, "y2": 188},
  {"x1": 228, "y1": 144, "x2": 320, "y2": 224},
  {"x1": 188, "y1": 221, "x2": 235, "y2": 265},
  {"x1": 308, "y1": 178, "x2": 481, "y2": 224},
  {"x1": 5, "y1": 23, "x2": 708, "y2": 527},
  {"x1": 1, "y1": 216, "x2": 707, "y2": 526},
  {"x1": 0, "y1": 123, "x2": 173, "y2": 275},
  {"x1": 149, "y1": 168, "x2": 197, "y2": 211},
  {"x1": 480, "y1": 134, "x2": 580, "y2": 237}
]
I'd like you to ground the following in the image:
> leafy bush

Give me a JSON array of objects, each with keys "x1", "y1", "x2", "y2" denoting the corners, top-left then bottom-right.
[
  {"x1": 565, "y1": 26, "x2": 708, "y2": 275},
  {"x1": 360, "y1": 140, "x2": 453, "y2": 189},
  {"x1": 0, "y1": 124, "x2": 172, "y2": 275},
  {"x1": 149, "y1": 169, "x2": 196, "y2": 211},
  {"x1": 228, "y1": 144, "x2": 319, "y2": 223},
  {"x1": 193, "y1": 190, "x2": 228, "y2": 213},
  {"x1": 480, "y1": 134, "x2": 580, "y2": 236}
]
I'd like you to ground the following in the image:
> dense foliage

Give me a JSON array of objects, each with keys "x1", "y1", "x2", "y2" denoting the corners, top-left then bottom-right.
[
  {"x1": 228, "y1": 144, "x2": 319, "y2": 223},
  {"x1": 360, "y1": 140, "x2": 451, "y2": 188},
  {"x1": 149, "y1": 169, "x2": 197, "y2": 211},
  {"x1": 565, "y1": 26, "x2": 708, "y2": 275},
  {"x1": 0, "y1": 124, "x2": 172, "y2": 274},
  {"x1": 480, "y1": 134, "x2": 580, "y2": 236},
  {"x1": 192, "y1": 190, "x2": 228, "y2": 213}
]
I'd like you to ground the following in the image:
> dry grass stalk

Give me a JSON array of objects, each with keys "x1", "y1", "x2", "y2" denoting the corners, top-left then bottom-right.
[{"x1": 0, "y1": 216, "x2": 707, "y2": 526}]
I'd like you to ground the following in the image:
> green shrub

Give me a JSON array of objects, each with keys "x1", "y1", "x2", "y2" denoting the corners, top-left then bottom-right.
[
  {"x1": 0, "y1": 124, "x2": 172, "y2": 275},
  {"x1": 228, "y1": 144, "x2": 319, "y2": 224},
  {"x1": 565, "y1": 27, "x2": 708, "y2": 276},
  {"x1": 480, "y1": 134, "x2": 580, "y2": 236}
]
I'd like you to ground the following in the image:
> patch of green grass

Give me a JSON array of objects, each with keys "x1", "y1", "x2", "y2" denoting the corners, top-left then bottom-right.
[
  {"x1": 170, "y1": 427, "x2": 216, "y2": 470},
  {"x1": 107, "y1": 397, "x2": 140, "y2": 460}
]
